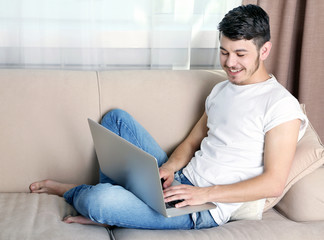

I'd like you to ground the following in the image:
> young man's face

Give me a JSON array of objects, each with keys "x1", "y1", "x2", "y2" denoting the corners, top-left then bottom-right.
[{"x1": 219, "y1": 34, "x2": 263, "y2": 85}]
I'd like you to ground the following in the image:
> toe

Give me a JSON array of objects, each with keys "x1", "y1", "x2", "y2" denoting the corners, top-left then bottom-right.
[
  {"x1": 29, "y1": 181, "x2": 46, "y2": 193},
  {"x1": 63, "y1": 215, "x2": 73, "y2": 223},
  {"x1": 29, "y1": 182, "x2": 40, "y2": 192}
]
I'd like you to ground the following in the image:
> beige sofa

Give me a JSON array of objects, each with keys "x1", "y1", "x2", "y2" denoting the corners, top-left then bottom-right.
[{"x1": 0, "y1": 69, "x2": 323, "y2": 240}]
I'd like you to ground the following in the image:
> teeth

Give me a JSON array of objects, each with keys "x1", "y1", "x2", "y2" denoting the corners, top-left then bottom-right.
[{"x1": 229, "y1": 69, "x2": 241, "y2": 73}]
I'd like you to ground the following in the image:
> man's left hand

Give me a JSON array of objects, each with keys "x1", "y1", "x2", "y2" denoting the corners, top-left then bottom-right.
[{"x1": 163, "y1": 184, "x2": 211, "y2": 208}]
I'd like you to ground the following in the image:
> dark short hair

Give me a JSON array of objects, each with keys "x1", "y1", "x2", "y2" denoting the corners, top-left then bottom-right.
[{"x1": 218, "y1": 4, "x2": 270, "y2": 49}]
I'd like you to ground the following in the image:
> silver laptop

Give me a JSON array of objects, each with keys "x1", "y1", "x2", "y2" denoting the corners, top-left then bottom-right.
[{"x1": 88, "y1": 118, "x2": 216, "y2": 218}]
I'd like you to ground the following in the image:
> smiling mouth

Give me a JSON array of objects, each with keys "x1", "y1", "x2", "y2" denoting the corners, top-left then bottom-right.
[
  {"x1": 230, "y1": 69, "x2": 241, "y2": 72},
  {"x1": 227, "y1": 68, "x2": 243, "y2": 75}
]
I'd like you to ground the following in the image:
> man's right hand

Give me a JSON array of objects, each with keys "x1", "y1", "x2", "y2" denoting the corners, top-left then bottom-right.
[{"x1": 159, "y1": 165, "x2": 175, "y2": 189}]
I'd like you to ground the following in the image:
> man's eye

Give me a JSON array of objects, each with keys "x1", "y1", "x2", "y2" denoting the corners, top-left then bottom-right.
[
  {"x1": 237, "y1": 54, "x2": 245, "y2": 57},
  {"x1": 221, "y1": 52, "x2": 228, "y2": 55}
]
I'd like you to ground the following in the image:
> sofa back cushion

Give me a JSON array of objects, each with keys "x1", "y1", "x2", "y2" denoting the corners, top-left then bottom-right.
[
  {"x1": 0, "y1": 69, "x2": 227, "y2": 193},
  {"x1": 264, "y1": 105, "x2": 324, "y2": 211},
  {"x1": 275, "y1": 166, "x2": 324, "y2": 221},
  {"x1": 98, "y1": 70, "x2": 227, "y2": 155},
  {"x1": 0, "y1": 70, "x2": 100, "y2": 192}
]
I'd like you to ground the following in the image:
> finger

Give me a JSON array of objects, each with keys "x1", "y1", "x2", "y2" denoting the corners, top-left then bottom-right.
[
  {"x1": 163, "y1": 184, "x2": 187, "y2": 196},
  {"x1": 163, "y1": 184, "x2": 191, "y2": 194},
  {"x1": 161, "y1": 174, "x2": 176, "y2": 188},
  {"x1": 163, "y1": 184, "x2": 185, "y2": 191},
  {"x1": 164, "y1": 177, "x2": 174, "y2": 189},
  {"x1": 164, "y1": 190, "x2": 189, "y2": 203},
  {"x1": 163, "y1": 186, "x2": 178, "y2": 197},
  {"x1": 160, "y1": 177, "x2": 171, "y2": 189},
  {"x1": 175, "y1": 200, "x2": 190, "y2": 208}
]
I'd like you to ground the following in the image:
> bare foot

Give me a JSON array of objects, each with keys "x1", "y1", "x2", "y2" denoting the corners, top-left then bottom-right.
[
  {"x1": 63, "y1": 215, "x2": 109, "y2": 228},
  {"x1": 29, "y1": 179, "x2": 77, "y2": 197}
]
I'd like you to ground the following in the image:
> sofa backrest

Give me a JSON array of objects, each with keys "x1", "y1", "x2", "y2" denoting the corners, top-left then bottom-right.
[
  {"x1": 98, "y1": 70, "x2": 226, "y2": 154},
  {"x1": 0, "y1": 69, "x2": 101, "y2": 192},
  {"x1": 0, "y1": 69, "x2": 226, "y2": 192}
]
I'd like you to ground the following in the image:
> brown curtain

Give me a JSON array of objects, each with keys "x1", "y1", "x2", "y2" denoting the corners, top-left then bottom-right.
[{"x1": 242, "y1": 0, "x2": 324, "y2": 141}]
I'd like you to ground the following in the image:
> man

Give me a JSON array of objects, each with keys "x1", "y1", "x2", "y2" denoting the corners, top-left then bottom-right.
[{"x1": 30, "y1": 4, "x2": 308, "y2": 229}]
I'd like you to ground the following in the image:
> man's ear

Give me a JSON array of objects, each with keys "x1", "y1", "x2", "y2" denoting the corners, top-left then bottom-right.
[{"x1": 260, "y1": 41, "x2": 272, "y2": 61}]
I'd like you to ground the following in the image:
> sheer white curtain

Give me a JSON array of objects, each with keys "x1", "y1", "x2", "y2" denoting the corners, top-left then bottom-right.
[{"x1": 0, "y1": 0, "x2": 241, "y2": 70}]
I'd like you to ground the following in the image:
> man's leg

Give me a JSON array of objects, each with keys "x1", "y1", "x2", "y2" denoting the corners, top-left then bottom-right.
[
  {"x1": 63, "y1": 182, "x2": 194, "y2": 229},
  {"x1": 31, "y1": 109, "x2": 193, "y2": 229},
  {"x1": 101, "y1": 109, "x2": 168, "y2": 167},
  {"x1": 99, "y1": 109, "x2": 168, "y2": 183},
  {"x1": 63, "y1": 110, "x2": 194, "y2": 229},
  {"x1": 29, "y1": 180, "x2": 109, "y2": 227}
]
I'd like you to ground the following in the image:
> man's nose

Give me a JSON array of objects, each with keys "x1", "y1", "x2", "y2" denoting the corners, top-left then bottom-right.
[{"x1": 226, "y1": 55, "x2": 237, "y2": 67}]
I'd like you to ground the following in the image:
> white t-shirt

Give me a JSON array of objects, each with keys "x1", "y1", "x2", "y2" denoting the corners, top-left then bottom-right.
[{"x1": 182, "y1": 76, "x2": 308, "y2": 225}]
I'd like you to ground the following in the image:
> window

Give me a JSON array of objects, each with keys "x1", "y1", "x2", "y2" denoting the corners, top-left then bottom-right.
[{"x1": 0, "y1": 0, "x2": 241, "y2": 70}]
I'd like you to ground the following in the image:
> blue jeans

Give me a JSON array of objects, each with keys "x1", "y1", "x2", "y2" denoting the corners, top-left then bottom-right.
[{"x1": 64, "y1": 109, "x2": 218, "y2": 230}]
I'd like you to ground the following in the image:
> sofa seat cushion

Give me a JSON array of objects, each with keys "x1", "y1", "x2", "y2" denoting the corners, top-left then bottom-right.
[
  {"x1": 112, "y1": 209, "x2": 324, "y2": 240},
  {"x1": 0, "y1": 193, "x2": 111, "y2": 240}
]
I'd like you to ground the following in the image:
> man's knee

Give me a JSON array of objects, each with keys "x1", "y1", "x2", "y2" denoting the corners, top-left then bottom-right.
[
  {"x1": 102, "y1": 108, "x2": 127, "y2": 122},
  {"x1": 76, "y1": 184, "x2": 122, "y2": 215},
  {"x1": 101, "y1": 108, "x2": 130, "y2": 130}
]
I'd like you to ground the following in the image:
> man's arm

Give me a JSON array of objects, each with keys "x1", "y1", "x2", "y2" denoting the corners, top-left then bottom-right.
[
  {"x1": 163, "y1": 119, "x2": 301, "y2": 207},
  {"x1": 159, "y1": 112, "x2": 208, "y2": 189}
]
